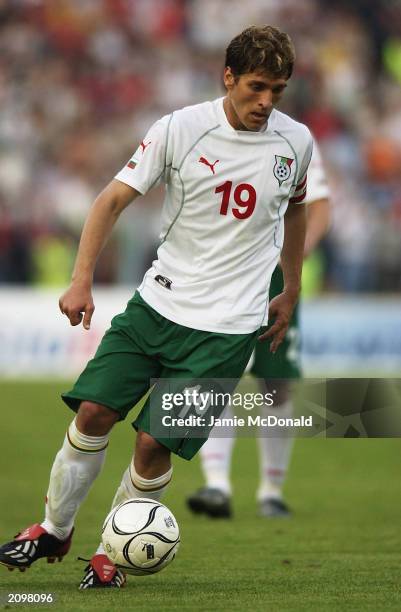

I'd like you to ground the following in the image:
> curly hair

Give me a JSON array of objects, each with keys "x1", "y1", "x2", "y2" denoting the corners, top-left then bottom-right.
[{"x1": 225, "y1": 25, "x2": 295, "y2": 80}]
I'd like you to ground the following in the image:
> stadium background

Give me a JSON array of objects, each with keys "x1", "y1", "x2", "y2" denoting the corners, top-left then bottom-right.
[
  {"x1": 1, "y1": 0, "x2": 401, "y2": 376},
  {"x1": 1, "y1": 1, "x2": 401, "y2": 610}
]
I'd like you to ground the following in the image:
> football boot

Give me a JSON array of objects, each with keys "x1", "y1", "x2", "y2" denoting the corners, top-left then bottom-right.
[
  {"x1": 259, "y1": 498, "x2": 292, "y2": 517},
  {"x1": 78, "y1": 554, "x2": 126, "y2": 589},
  {"x1": 0, "y1": 524, "x2": 73, "y2": 571},
  {"x1": 186, "y1": 487, "x2": 232, "y2": 518}
]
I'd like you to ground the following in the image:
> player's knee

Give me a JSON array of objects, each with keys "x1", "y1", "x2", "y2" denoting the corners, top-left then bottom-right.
[{"x1": 76, "y1": 401, "x2": 119, "y2": 435}]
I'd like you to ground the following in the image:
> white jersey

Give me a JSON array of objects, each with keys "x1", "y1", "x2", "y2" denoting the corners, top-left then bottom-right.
[
  {"x1": 305, "y1": 141, "x2": 330, "y2": 203},
  {"x1": 115, "y1": 97, "x2": 313, "y2": 334}
]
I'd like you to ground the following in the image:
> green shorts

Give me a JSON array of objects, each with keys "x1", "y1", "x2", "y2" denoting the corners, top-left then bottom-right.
[
  {"x1": 250, "y1": 265, "x2": 301, "y2": 379},
  {"x1": 62, "y1": 292, "x2": 258, "y2": 460}
]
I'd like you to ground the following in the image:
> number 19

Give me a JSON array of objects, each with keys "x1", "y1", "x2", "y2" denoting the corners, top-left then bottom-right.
[{"x1": 215, "y1": 181, "x2": 256, "y2": 219}]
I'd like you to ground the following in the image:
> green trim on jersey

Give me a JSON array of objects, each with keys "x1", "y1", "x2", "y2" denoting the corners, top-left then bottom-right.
[
  {"x1": 161, "y1": 124, "x2": 220, "y2": 244},
  {"x1": 251, "y1": 266, "x2": 301, "y2": 379},
  {"x1": 146, "y1": 113, "x2": 174, "y2": 192},
  {"x1": 178, "y1": 124, "x2": 220, "y2": 171},
  {"x1": 163, "y1": 112, "x2": 174, "y2": 169},
  {"x1": 160, "y1": 167, "x2": 185, "y2": 244},
  {"x1": 273, "y1": 194, "x2": 287, "y2": 249},
  {"x1": 62, "y1": 292, "x2": 258, "y2": 460}
]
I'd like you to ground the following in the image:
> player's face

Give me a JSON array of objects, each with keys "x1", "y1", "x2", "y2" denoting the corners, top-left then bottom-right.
[{"x1": 223, "y1": 68, "x2": 288, "y2": 131}]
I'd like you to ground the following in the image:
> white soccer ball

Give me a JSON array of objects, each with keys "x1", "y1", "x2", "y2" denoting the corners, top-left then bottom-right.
[{"x1": 101, "y1": 498, "x2": 180, "y2": 576}]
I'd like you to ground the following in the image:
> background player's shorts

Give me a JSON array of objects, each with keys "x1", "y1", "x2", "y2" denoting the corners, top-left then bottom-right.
[
  {"x1": 250, "y1": 265, "x2": 301, "y2": 379},
  {"x1": 62, "y1": 292, "x2": 258, "y2": 460}
]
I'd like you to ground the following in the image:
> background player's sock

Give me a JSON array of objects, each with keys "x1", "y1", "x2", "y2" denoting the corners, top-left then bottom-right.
[
  {"x1": 199, "y1": 406, "x2": 235, "y2": 495},
  {"x1": 41, "y1": 418, "x2": 109, "y2": 541},
  {"x1": 95, "y1": 462, "x2": 173, "y2": 556},
  {"x1": 257, "y1": 400, "x2": 294, "y2": 501}
]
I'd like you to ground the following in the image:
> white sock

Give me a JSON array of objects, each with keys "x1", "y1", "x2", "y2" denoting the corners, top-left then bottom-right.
[
  {"x1": 113, "y1": 463, "x2": 173, "y2": 505},
  {"x1": 96, "y1": 462, "x2": 173, "y2": 555},
  {"x1": 41, "y1": 418, "x2": 109, "y2": 541},
  {"x1": 199, "y1": 405, "x2": 235, "y2": 496},
  {"x1": 257, "y1": 400, "x2": 294, "y2": 502}
]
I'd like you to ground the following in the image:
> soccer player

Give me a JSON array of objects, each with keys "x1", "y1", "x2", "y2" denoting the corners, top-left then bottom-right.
[
  {"x1": 187, "y1": 143, "x2": 330, "y2": 518},
  {"x1": 0, "y1": 25, "x2": 313, "y2": 588}
]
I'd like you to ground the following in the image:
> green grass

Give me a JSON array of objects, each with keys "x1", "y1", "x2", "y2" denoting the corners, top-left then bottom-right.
[{"x1": 0, "y1": 381, "x2": 400, "y2": 611}]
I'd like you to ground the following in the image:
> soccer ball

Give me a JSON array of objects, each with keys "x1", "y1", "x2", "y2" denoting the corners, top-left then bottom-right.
[{"x1": 101, "y1": 498, "x2": 180, "y2": 576}]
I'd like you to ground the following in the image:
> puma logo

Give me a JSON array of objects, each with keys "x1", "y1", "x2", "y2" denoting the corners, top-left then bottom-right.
[
  {"x1": 140, "y1": 140, "x2": 151, "y2": 153},
  {"x1": 199, "y1": 156, "x2": 219, "y2": 174}
]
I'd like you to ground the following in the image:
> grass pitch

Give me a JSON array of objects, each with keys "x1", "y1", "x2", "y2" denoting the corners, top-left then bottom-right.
[{"x1": 0, "y1": 381, "x2": 400, "y2": 611}]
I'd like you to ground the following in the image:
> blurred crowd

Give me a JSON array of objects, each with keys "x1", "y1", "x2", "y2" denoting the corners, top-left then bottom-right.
[{"x1": 0, "y1": 0, "x2": 400, "y2": 292}]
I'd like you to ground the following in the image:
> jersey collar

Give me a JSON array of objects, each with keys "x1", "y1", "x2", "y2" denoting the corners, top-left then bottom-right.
[{"x1": 214, "y1": 97, "x2": 276, "y2": 136}]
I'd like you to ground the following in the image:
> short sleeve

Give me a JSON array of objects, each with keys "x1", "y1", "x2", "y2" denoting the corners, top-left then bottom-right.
[
  {"x1": 289, "y1": 131, "x2": 313, "y2": 205},
  {"x1": 304, "y1": 139, "x2": 330, "y2": 204},
  {"x1": 115, "y1": 113, "x2": 173, "y2": 195}
]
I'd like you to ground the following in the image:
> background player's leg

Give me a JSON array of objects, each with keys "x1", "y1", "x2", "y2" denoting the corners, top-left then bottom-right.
[
  {"x1": 200, "y1": 412, "x2": 235, "y2": 496},
  {"x1": 42, "y1": 402, "x2": 119, "y2": 540},
  {"x1": 187, "y1": 406, "x2": 235, "y2": 518},
  {"x1": 257, "y1": 383, "x2": 294, "y2": 516},
  {"x1": 253, "y1": 265, "x2": 300, "y2": 517}
]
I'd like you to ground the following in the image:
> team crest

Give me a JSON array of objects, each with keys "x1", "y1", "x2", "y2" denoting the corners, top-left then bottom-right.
[{"x1": 273, "y1": 155, "x2": 294, "y2": 186}]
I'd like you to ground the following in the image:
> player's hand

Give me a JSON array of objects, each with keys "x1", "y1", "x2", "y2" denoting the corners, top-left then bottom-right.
[
  {"x1": 258, "y1": 290, "x2": 299, "y2": 353},
  {"x1": 59, "y1": 282, "x2": 95, "y2": 330}
]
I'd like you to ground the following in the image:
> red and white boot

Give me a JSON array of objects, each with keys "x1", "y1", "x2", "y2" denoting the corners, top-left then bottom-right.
[
  {"x1": 0, "y1": 524, "x2": 73, "y2": 572},
  {"x1": 78, "y1": 554, "x2": 126, "y2": 589}
]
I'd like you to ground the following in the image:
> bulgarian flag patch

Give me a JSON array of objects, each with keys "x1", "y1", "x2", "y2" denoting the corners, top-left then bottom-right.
[{"x1": 273, "y1": 155, "x2": 294, "y2": 186}]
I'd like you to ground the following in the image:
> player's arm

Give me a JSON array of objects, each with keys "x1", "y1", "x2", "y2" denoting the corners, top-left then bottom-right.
[
  {"x1": 59, "y1": 178, "x2": 140, "y2": 329},
  {"x1": 281, "y1": 200, "x2": 307, "y2": 295},
  {"x1": 303, "y1": 138, "x2": 330, "y2": 256},
  {"x1": 259, "y1": 201, "x2": 306, "y2": 352},
  {"x1": 304, "y1": 197, "x2": 330, "y2": 257}
]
